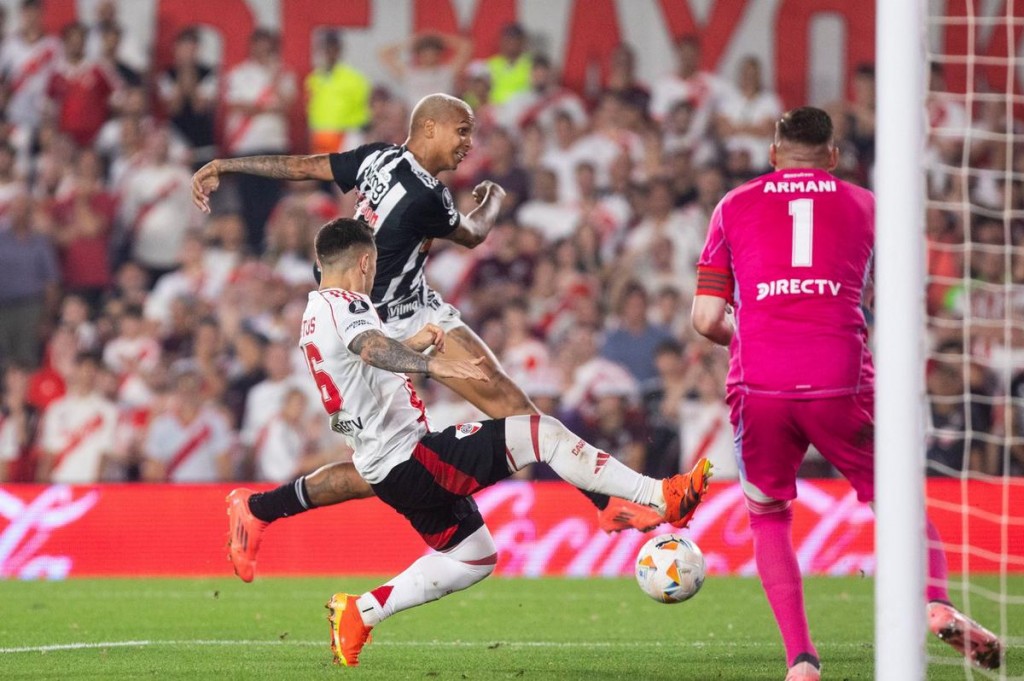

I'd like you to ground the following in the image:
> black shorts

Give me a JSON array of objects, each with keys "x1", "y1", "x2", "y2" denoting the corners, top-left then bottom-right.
[{"x1": 371, "y1": 419, "x2": 512, "y2": 551}]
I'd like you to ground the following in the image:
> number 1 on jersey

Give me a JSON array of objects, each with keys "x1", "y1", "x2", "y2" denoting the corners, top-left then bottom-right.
[{"x1": 789, "y1": 198, "x2": 813, "y2": 267}]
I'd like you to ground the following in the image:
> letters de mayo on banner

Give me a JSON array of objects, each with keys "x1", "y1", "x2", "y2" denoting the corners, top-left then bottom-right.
[
  {"x1": 27, "y1": 0, "x2": 876, "y2": 108},
  {"x1": 0, "y1": 479, "x2": 1019, "y2": 579}
]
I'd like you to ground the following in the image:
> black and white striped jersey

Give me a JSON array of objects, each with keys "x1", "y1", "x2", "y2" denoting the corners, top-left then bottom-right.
[{"x1": 329, "y1": 143, "x2": 461, "y2": 322}]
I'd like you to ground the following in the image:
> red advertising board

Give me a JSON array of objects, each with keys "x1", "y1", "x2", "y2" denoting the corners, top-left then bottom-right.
[{"x1": 0, "y1": 479, "x2": 1020, "y2": 579}]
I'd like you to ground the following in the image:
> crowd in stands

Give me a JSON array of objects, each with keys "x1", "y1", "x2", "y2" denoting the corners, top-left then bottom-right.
[{"x1": 0, "y1": 0, "x2": 1019, "y2": 486}]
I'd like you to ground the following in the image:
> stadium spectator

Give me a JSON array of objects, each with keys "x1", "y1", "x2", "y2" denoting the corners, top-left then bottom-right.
[
  {"x1": 252, "y1": 386, "x2": 323, "y2": 482},
  {"x1": 49, "y1": 148, "x2": 116, "y2": 306},
  {"x1": 222, "y1": 327, "x2": 267, "y2": 429},
  {"x1": 498, "y1": 54, "x2": 587, "y2": 133},
  {"x1": 600, "y1": 282, "x2": 674, "y2": 384},
  {"x1": 118, "y1": 129, "x2": 196, "y2": 279},
  {"x1": 485, "y1": 23, "x2": 532, "y2": 105},
  {"x1": 0, "y1": 363, "x2": 35, "y2": 482},
  {"x1": 239, "y1": 340, "x2": 305, "y2": 454},
  {"x1": 715, "y1": 55, "x2": 781, "y2": 172},
  {"x1": 222, "y1": 28, "x2": 297, "y2": 248},
  {"x1": 829, "y1": 63, "x2": 875, "y2": 183},
  {"x1": 102, "y1": 303, "x2": 160, "y2": 406},
  {"x1": 677, "y1": 342, "x2": 735, "y2": 479},
  {"x1": 157, "y1": 27, "x2": 217, "y2": 166},
  {"x1": 94, "y1": 20, "x2": 142, "y2": 92},
  {"x1": 0, "y1": 0, "x2": 60, "y2": 136},
  {"x1": 305, "y1": 30, "x2": 371, "y2": 154},
  {"x1": 650, "y1": 35, "x2": 723, "y2": 142},
  {"x1": 47, "y1": 21, "x2": 118, "y2": 147},
  {"x1": 378, "y1": 31, "x2": 472, "y2": 107},
  {"x1": 58, "y1": 293, "x2": 99, "y2": 352},
  {"x1": 604, "y1": 43, "x2": 650, "y2": 113},
  {"x1": 0, "y1": 193, "x2": 59, "y2": 369},
  {"x1": 37, "y1": 351, "x2": 118, "y2": 483},
  {"x1": 691, "y1": 106, "x2": 1001, "y2": 677},
  {"x1": 142, "y1": 369, "x2": 233, "y2": 482},
  {"x1": 0, "y1": 142, "x2": 27, "y2": 218}
]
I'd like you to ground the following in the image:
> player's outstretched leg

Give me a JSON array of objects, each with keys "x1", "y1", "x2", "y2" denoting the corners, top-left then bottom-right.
[
  {"x1": 436, "y1": 326, "x2": 663, "y2": 533},
  {"x1": 504, "y1": 414, "x2": 712, "y2": 525},
  {"x1": 924, "y1": 518, "x2": 1002, "y2": 669},
  {"x1": 745, "y1": 495, "x2": 820, "y2": 680},
  {"x1": 327, "y1": 525, "x2": 498, "y2": 666},
  {"x1": 226, "y1": 464, "x2": 374, "y2": 582}
]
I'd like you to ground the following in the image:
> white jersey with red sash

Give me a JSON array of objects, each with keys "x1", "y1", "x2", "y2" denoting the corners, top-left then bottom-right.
[
  {"x1": 222, "y1": 60, "x2": 296, "y2": 154},
  {"x1": 40, "y1": 393, "x2": 118, "y2": 483},
  {"x1": 144, "y1": 407, "x2": 233, "y2": 482},
  {"x1": 0, "y1": 34, "x2": 60, "y2": 128}
]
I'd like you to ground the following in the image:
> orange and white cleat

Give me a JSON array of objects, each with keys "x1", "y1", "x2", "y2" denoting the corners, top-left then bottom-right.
[
  {"x1": 661, "y1": 458, "x2": 713, "y2": 528},
  {"x1": 928, "y1": 601, "x2": 1002, "y2": 669},
  {"x1": 226, "y1": 488, "x2": 268, "y2": 583},
  {"x1": 598, "y1": 498, "x2": 665, "y2": 533},
  {"x1": 327, "y1": 593, "x2": 374, "y2": 667}
]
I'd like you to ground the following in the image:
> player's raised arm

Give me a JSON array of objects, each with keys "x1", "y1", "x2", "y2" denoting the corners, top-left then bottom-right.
[
  {"x1": 349, "y1": 329, "x2": 488, "y2": 381},
  {"x1": 191, "y1": 154, "x2": 334, "y2": 213},
  {"x1": 444, "y1": 180, "x2": 506, "y2": 248}
]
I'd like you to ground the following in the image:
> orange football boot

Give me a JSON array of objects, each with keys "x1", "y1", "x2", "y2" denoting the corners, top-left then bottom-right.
[
  {"x1": 598, "y1": 498, "x2": 665, "y2": 533},
  {"x1": 661, "y1": 457, "x2": 713, "y2": 528},
  {"x1": 226, "y1": 488, "x2": 267, "y2": 583},
  {"x1": 327, "y1": 593, "x2": 374, "y2": 666}
]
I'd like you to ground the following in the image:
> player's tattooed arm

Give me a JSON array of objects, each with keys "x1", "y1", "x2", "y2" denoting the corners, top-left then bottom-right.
[
  {"x1": 349, "y1": 330, "x2": 431, "y2": 374},
  {"x1": 446, "y1": 180, "x2": 507, "y2": 248},
  {"x1": 192, "y1": 154, "x2": 334, "y2": 212},
  {"x1": 212, "y1": 154, "x2": 333, "y2": 181},
  {"x1": 349, "y1": 329, "x2": 489, "y2": 381}
]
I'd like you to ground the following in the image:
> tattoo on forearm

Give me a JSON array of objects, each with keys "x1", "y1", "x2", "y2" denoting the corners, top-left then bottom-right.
[
  {"x1": 350, "y1": 331, "x2": 430, "y2": 374},
  {"x1": 218, "y1": 154, "x2": 327, "y2": 180}
]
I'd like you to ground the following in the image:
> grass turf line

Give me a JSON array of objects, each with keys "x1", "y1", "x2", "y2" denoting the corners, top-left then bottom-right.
[{"x1": 0, "y1": 576, "x2": 1019, "y2": 680}]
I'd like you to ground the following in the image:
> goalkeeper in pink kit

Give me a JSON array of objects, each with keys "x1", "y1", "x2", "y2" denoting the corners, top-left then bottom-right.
[{"x1": 691, "y1": 107, "x2": 1001, "y2": 679}]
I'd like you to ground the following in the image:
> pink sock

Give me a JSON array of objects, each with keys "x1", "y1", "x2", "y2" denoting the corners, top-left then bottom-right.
[
  {"x1": 925, "y1": 517, "x2": 951, "y2": 603},
  {"x1": 748, "y1": 502, "x2": 818, "y2": 666}
]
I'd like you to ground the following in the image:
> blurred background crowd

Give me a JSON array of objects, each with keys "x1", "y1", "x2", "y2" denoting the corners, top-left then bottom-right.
[{"x1": 0, "y1": 0, "x2": 1019, "y2": 486}]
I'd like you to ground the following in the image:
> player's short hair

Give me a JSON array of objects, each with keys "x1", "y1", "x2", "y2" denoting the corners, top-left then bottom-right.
[
  {"x1": 315, "y1": 218, "x2": 375, "y2": 265},
  {"x1": 775, "y1": 107, "x2": 834, "y2": 147}
]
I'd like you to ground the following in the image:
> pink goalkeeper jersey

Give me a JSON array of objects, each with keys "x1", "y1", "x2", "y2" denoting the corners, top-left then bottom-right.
[{"x1": 696, "y1": 168, "x2": 875, "y2": 397}]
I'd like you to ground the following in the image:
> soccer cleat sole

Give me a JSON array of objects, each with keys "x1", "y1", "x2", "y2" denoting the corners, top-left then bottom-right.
[{"x1": 932, "y1": 613, "x2": 1002, "y2": 669}]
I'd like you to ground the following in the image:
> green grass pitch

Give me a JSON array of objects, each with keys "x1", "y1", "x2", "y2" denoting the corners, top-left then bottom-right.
[{"x1": 0, "y1": 576, "x2": 1018, "y2": 680}]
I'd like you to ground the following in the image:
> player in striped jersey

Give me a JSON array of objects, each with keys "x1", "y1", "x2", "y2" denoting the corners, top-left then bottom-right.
[{"x1": 192, "y1": 94, "x2": 662, "y2": 584}]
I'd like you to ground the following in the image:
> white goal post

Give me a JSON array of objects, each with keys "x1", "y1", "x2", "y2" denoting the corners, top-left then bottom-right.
[{"x1": 875, "y1": 0, "x2": 928, "y2": 679}]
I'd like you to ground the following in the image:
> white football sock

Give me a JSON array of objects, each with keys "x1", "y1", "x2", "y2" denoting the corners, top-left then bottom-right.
[
  {"x1": 356, "y1": 525, "x2": 497, "y2": 627},
  {"x1": 505, "y1": 414, "x2": 661, "y2": 510}
]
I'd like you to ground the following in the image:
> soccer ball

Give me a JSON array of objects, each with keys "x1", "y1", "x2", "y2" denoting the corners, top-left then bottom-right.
[{"x1": 634, "y1": 533, "x2": 706, "y2": 604}]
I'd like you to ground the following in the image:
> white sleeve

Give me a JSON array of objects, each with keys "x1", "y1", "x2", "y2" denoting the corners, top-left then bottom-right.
[
  {"x1": 0, "y1": 417, "x2": 17, "y2": 461},
  {"x1": 331, "y1": 293, "x2": 383, "y2": 348},
  {"x1": 39, "y1": 404, "x2": 62, "y2": 453}
]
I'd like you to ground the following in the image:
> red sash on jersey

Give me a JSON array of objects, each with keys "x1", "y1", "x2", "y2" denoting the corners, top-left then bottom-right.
[
  {"x1": 689, "y1": 413, "x2": 724, "y2": 468},
  {"x1": 164, "y1": 423, "x2": 212, "y2": 481},
  {"x1": 224, "y1": 72, "x2": 282, "y2": 152},
  {"x1": 9, "y1": 44, "x2": 55, "y2": 94},
  {"x1": 132, "y1": 178, "x2": 182, "y2": 234},
  {"x1": 517, "y1": 90, "x2": 573, "y2": 129},
  {"x1": 50, "y1": 413, "x2": 105, "y2": 473}
]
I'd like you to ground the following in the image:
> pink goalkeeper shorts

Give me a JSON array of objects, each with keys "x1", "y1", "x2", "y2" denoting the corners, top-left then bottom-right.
[{"x1": 727, "y1": 390, "x2": 875, "y2": 503}]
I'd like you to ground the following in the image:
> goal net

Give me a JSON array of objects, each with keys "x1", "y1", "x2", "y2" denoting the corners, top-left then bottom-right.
[{"x1": 923, "y1": 0, "x2": 1024, "y2": 677}]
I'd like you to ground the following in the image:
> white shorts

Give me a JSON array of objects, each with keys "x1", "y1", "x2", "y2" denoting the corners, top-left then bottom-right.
[{"x1": 379, "y1": 287, "x2": 466, "y2": 341}]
